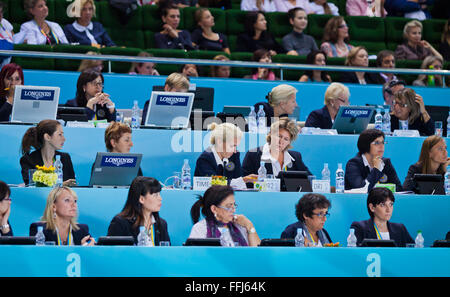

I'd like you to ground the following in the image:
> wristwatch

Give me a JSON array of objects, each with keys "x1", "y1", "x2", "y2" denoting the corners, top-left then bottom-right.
[
  {"x1": 247, "y1": 227, "x2": 256, "y2": 234},
  {"x1": 0, "y1": 223, "x2": 9, "y2": 231}
]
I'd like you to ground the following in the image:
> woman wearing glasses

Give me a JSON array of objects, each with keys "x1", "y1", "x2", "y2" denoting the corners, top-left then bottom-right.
[
  {"x1": 189, "y1": 185, "x2": 261, "y2": 247},
  {"x1": 0, "y1": 181, "x2": 13, "y2": 236},
  {"x1": 281, "y1": 193, "x2": 333, "y2": 247},
  {"x1": 350, "y1": 187, "x2": 414, "y2": 247},
  {"x1": 390, "y1": 88, "x2": 434, "y2": 136},
  {"x1": 345, "y1": 129, "x2": 403, "y2": 192},
  {"x1": 65, "y1": 70, "x2": 117, "y2": 122}
]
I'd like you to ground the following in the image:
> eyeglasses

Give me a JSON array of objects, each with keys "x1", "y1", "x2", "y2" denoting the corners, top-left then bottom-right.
[
  {"x1": 378, "y1": 202, "x2": 394, "y2": 208},
  {"x1": 89, "y1": 80, "x2": 103, "y2": 87},
  {"x1": 338, "y1": 24, "x2": 348, "y2": 29},
  {"x1": 393, "y1": 100, "x2": 408, "y2": 108},
  {"x1": 371, "y1": 140, "x2": 387, "y2": 146},
  {"x1": 217, "y1": 203, "x2": 238, "y2": 212},
  {"x1": 1, "y1": 197, "x2": 11, "y2": 202},
  {"x1": 311, "y1": 212, "x2": 330, "y2": 218}
]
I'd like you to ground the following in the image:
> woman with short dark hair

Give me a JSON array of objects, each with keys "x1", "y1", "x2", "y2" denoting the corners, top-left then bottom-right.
[{"x1": 0, "y1": 181, "x2": 12, "y2": 236}]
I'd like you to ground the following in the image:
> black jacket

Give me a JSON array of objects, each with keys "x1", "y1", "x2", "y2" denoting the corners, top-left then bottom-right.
[
  {"x1": 402, "y1": 162, "x2": 445, "y2": 193},
  {"x1": 350, "y1": 218, "x2": 414, "y2": 247},
  {"x1": 339, "y1": 71, "x2": 385, "y2": 85},
  {"x1": 390, "y1": 114, "x2": 434, "y2": 136},
  {"x1": 281, "y1": 221, "x2": 332, "y2": 244},
  {"x1": 194, "y1": 148, "x2": 243, "y2": 180},
  {"x1": 305, "y1": 105, "x2": 333, "y2": 129},
  {"x1": 66, "y1": 98, "x2": 116, "y2": 122},
  {"x1": 0, "y1": 96, "x2": 12, "y2": 122},
  {"x1": 29, "y1": 222, "x2": 90, "y2": 245},
  {"x1": 253, "y1": 101, "x2": 288, "y2": 128},
  {"x1": 236, "y1": 32, "x2": 284, "y2": 54}
]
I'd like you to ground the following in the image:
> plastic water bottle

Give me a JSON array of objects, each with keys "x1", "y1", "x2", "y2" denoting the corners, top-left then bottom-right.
[
  {"x1": 383, "y1": 108, "x2": 391, "y2": 135},
  {"x1": 35, "y1": 226, "x2": 45, "y2": 246},
  {"x1": 347, "y1": 228, "x2": 357, "y2": 247},
  {"x1": 131, "y1": 100, "x2": 140, "y2": 129},
  {"x1": 294, "y1": 228, "x2": 305, "y2": 247},
  {"x1": 219, "y1": 227, "x2": 235, "y2": 247},
  {"x1": 374, "y1": 108, "x2": 383, "y2": 131},
  {"x1": 181, "y1": 159, "x2": 191, "y2": 190},
  {"x1": 444, "y1": 165, "x2": 450, "y2": 195},
  {"x1": 257, "y1": 161, "x2": 267, "y2": 181},
  {"x1": 414, "y1": 231, "x2": 424, "y2": 248},
  {"x1": 248, "y1": 106, "x2": 258, "y2": 133},
  {"x1": 257, "y1": 105, "x2": 266, "y2": 133},
  {"x1": 446, "y1": 111, "x2": 450, "y2": 137},
  {"x1": 54, "y1": 155, "x2": 63, "y2": 187},
  {"x1": 321, "y1": 163, "x2": 330, "y2": 181},
  {"x1": 137, "y1": 226, "x2": 149, "y2": 246},
  {"x1": 335, "y1": 163, "x2": 345, "y2": 193}
]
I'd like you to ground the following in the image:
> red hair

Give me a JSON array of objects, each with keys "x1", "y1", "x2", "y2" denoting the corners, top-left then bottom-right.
[{"x1": 0, "y1": 63, "x2": 24, "y2": 97}]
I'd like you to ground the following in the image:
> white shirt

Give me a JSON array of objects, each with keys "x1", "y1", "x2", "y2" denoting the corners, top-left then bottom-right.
[
  {"x1": 308, "y1": 2, "x2": 339, "y2": 16},
  {"x1": 0, "y1": 18, "x2": 13, "y2": 43},
  {"x1": 260, "y1": 143, "x2": 294, "y2": 177},
  {"x1": 13, "y1": 20, "x2": 69, "y2": 45},
  {"x1": 241, "y1": 0, "x2": 277, "y2": 12},
  {"x1": 380, "y1": 231, "x2": 390, "y2": 240},
  {"x1": 71, "y1": 21, "x2": 97, "y2": 45},
  {"x1": 273, "y1": 0, "x2": 313, "y2": 13},
  {"x1": 362, "y1": 154, "x2": 385, "y2": 172},
  {"x1": 189, "y1": 219, "x2": 249, "y2": 245}
]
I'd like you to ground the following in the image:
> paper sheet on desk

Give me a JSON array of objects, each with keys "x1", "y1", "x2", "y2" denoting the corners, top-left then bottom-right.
[
  {"x1": 344, "y1": 180, "x2": 369, "y2": 194},
  {"x1": 230, "y1": 177, "x2": 247, "y2": 190}
]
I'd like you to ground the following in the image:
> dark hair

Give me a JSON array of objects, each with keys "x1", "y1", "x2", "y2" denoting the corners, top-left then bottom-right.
[
  {"x1": 20, "y1": 119, "x2": 62, "y2": 155},
  {"x1": 24, "y1": 0, "x2": 46, "y2": 19},
  {"x1": 0, "y1": 180, "x2": 10, "y2": 202},
  {"x1": 0, "y1": 1, "x2": 6, "y2": 12},
  {"x1": 119, "y1": 176, "x2": 162, "y2": 229},
  {"x1": 303, "y1": 50, "x2": 330, "y2": 82},
  {"x1": 376, "y1": 50, "x2": 395, "y2": 67},
  {"x1": 160, "y1": 3, "x2": 178, "y2": 18},
  {"x1": 323, "y1": 16, "x2": 349, "y2": 44},
  {"x1": 190, "y1": 185, "x2": 234, "y2": 224},
  {"x1": 295, "y1": 193, "x2": 331, "y2": 222},
  {"x1": 244, "y1": 11, "x2": 267, "y2": 38},
  {"x1": 357, "y1": 129, "x2": 385, "y2": 155},
  {"x1": 75, "y1": 71, "x2": 104, "y2": 107},
  {"x1": 382, "y1": 79, "x2": 406, "y2": 96},
  {"x1": 287, "y1": 7, "x2": 305, "y2": 20},
  {"x1": 367, "y1": 187, "x2": 395, "y2": 218},
  {"x1": 0, "y1": 63, "x2": 24, "y2": 97},
  {"x1": 251, "y1": 49, "x2": 271, "y2": 74}
]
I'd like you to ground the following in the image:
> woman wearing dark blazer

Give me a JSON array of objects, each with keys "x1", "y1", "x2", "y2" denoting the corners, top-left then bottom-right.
[
  {"x1": 350, "y1": 187, "x2": 414, "y2": 247},
  {"x1": 0, "y1": 181, "x2": 13, "y2": 236},
  {"x1": 345, "y1": 129, "x2": 402, "y2": 192},
  {"x1": 339, "y1": 46, "x2": 384, "y2": 85},
  {"x1": 107, "y1": 176, "x2": 170, "y2": 246}
]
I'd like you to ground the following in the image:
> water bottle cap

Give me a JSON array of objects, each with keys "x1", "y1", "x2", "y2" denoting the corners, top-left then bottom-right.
[
  {"x1": 259, "y1": 105, "x2": 264, "y2": 110},
  {"x1": 37, "y1": 226, "x2": 43, "y2": 231},
  {"x1": 417, "y1": 230, "x2": 422, "y2": 234},
  {"x1": 140, "y1": 226, "x2": 145, "y2": 231},
  {"x1": 338, "y1": 163, "x2": 342, "y2": 168},
  {"x1": 56, "y1": 155, "x2": 61, "y2": 160},
  {"x1": 324, "y1": 163, "x2": 328, "y2": 167},
  {"x1": 350, "y1": 228, "x2": 355, "y2": 233},
  {"x1": 297, "y1": 228, "x2": 302, "y2": 233}
]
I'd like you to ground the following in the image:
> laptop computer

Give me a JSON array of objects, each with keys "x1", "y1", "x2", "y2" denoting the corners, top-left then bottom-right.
[
  {"x1": 89, "y1": 152, "x2": 143, "y2": 188},
  {"x1": 259, "y1": 238, "x2": 295, "y2": 247},
  {"x1": 143, "y1": 91, "x2": 194, "y2": 129},
  {"x1": 277, "y1": 171, "x2": 313, "y2": 192},
  {"x1": 152, "y1": 85, "x2": 214, "y2": 111},
  {"x1": 10, "y1": 85, "x2": 60, "y2": 124},
  {"x1": 414, "y1": 174, "x2": 445, "y2": 195},
  {"x1": 97, "y1": 236, "x2": 135, "y2": 246},
  {"x1": 222, "y1": 106, "x2": 251, "y2": 118},
  {"x1": 0, "y1": 236, "x2": 36, "y2": 245},
  {"x1": 184, "y1": 238, "x2": 221, "y2": 246},
  {"x1": 57, "y1": 106, "x2": 89, "y2": 122},
  {"x1": 332, "y1": 106, "x2": 375, "y2": 134}
]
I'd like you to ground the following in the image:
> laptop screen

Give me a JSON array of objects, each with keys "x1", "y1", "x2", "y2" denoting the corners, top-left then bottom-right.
[
  {"x1": 11, "y1": 85, "x2": 60, "y2": 123},
  {"x1": 332, "y1": 106, "x2": 375, "y2": 134}
]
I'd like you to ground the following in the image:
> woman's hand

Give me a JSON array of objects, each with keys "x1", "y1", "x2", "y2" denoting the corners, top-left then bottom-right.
[
  {"x1": 87, "y1": 93, "x2": 114, "y2": 111},
  {"x1": 373, "y1": 155, "x2": 383, "y2": 171},
  {"x1": 81, "y1": 235, "x2": 96, "y2": 246},
  {"x1": 243, "y1": 174, "x2": 258, "y2": 183},
  {"x1": 233, "y1": 214, "x2": 254, "y2": 231},
  {"x1": 62, "y1": 179, "x2": 77, "y2": 187},
  {"x1": 162, "y1": 24, "x2": 178, "y2": 38},
  {"x1": 415, "y1": 94, "x2": 426, "y2": 114}
]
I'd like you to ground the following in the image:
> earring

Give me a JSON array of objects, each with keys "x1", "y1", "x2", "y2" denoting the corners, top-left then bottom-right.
[{"x1": 53, "y1": 211, "x2": 57, "y2": 219}]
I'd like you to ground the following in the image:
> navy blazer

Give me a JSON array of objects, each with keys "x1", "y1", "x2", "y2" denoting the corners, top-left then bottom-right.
[
  {"x1": 344, "y1": 153, "x2": 403, "y2": 191},
  {"x1": 304, "y1": 105, "x2": 333, "y2": 129},
  {"x1": 390, "y1": 114, "x2": 434, "y2": 136},
  {"x1": 194, "y1": 149, "x2": 243, "y2": 180},
  {"x1": 350, "y1": 218, "x2": 414, "y2": 247},
  {"x1": 281, "y1": 221, "x2": 332, "y2": 244},
  {"x1": 154, "y1": 30, "x2": 195, "y2": 50},
  {"x1": 242, "y1": 146, "x2": 312, "y2": 177},
  {"x1": 0, "y1": 96, "x2": 12, "y2": 122},
  {"x1": 63, "y1": 22, "x2": 115, "y2": 47},
  {"x1": 66, "y1": 98, "x2": 117, "y2": 122},
  {"x1": 29, "y1": 222, "x2": 91, "y2": 245},
  {"x1": 339, "y1": 71, "x2": 385, "y2": 85}
]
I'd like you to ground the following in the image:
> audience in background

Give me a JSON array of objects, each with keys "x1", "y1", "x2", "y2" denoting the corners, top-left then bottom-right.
[
  {"x1": 299, "y1": 50, "x2": 332, "y2": 83},
  {"x1": 210, "y1": 54, "x2": 230, "y2": 78},
  {"x1": 0, "y1": 63, "x2": 24, "y2": 122},
  {"x1": 78, "y1": 51, "x2": 103, "y2": 72},
  {"x1": 413, "y1": 56, "x2": 444, "y2": 87},
  {"x1": 308, "y1": 0, "x2": 339, "y2": 16},
  {"x1": 0, "y1": 1, "x2": 14, "y2": 68},
  {"x1": 155, "y1": 4, "x2": 195, "y2": 50},
  {"x1": 382, "y1": 79, "x2": 405, "y2": 110},
  {"x1": 339, "y1": 46, "x2": 385, "y2": 85},
  {"x1": 191, "y1": 8, "x2": 230, "y2": 54},
  {"x1": 181, "y1": 63, "x2": 199, "y2": 77},
  {"x1": 128, "y1": 52, "x2": 160, "y2": 76},
  {"x1": 439, "y1": 19, "x2": 450, "y2": 61},
  {"x1": 273, "y1": 0, "x2": 312, "y2": 13},
  {"x1": 241, "y1": 0, "x2": 276, "y2": 12},
  {"x1": 384, "y1": 0, "x2": 432, "y2": 20},
  {"x1": 320, "y1": 16, "x2": 353, "y2": 58},
  {"x1": 197, "y1": 0, "x2": 232, "y2": 10},
  {"x1": 282, "y1": 8, "x2": 318, "y2": 56},
  {"x1": 346, "y1": 0, "x2": 386, "y2": 17},
  {"x1": 376, "y1": 50, "x2": 397, "y2": 83},
  {"x1": 244, "y1": 49, "x2": 279, "y2": 80}
]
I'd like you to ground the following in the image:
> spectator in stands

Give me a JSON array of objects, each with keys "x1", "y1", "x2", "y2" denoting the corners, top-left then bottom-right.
[
  {"x1": 376, "y1": 50, "x2": 397, "y2": 83},
  {"x1": 344, "y1": 129, "x2": 403, "y2": 192},
  {"x1": 171, "y1": 0, "x2": 199, "y2": 8},
  {"x1": 181, "y1": 63, "x2": 199, "y2": 77},
  {"x1": 155, "y1": 4, "x2": 195, "y2": 50},
  {"x1": 78, "y1": 51, "x2": 103, "y2": 72},
  {"x1": 281, "y1": 193, "x2": 333, "y2": 246},
  {"x1": 273, "y1": 0, "x2": 312, "y2": 13},
  {"x1": 384, "y1": 0, "x2": 432, "y2": 20},
  {"x1": 350, "y1": 187, "x2": 414, "y2": 247},
  {"x1": 128, "y1": 52, "x2": 160, "y2": 76},
  {"x1": 64, "y1": 0, "x2": 115, "y2": 48},
  {"x1": 413, "y1": 56, "x2": 444, "y2": 87},
  {"x1": 241, "y1": 0, "x2": 276, "y2": 12},
  {"x1": 237, "y1": 11, "x2": 283, "y2": 55},
  {"x1": 339, "y1": 46, "x2": 385, "y2": 85},
  {"x1": 191, "y1": 8, "x2": 230, "y2": 55},
  {"x1": 308, "y1": 0, "x2": 339, "y2": 16},
  {"x1": 305, "y1": 82, "x2": 349, "y2": 129},
  {"x1": 0, "y1": 181, "x2": 12, "y2": 236},
  {"x1": 299, "y1": 50, "x2": 332, "y2": 82},
  {"x1": 346, "y1": 0, "x2": 386, "y2": 17},
  {"x1": 107, "y1": 176, "x2": 170, "y2": 246},
  {"x1": 320, "y1": 16, "x2": 353, "y2": 58},
  {"x1": 20, "y1": 119, "x2": 76, "y2": 186},
  {"x1": 29, "y1": 186, "x2": 95, "y2": 246},
  {"x1": 439, "y1": 19, "x2": 450, "y2": 61},
  {"x1": 13, "y1": 0, "x2": 68, "y2": 45},
  {"x1": 242, "y1": 118, "x2": 312, "y2": 177},
  {"x1": 141, "y1": 73, "x2": 190, "y2": 125},
  {"x1": 254, "y1": 84, "x2": 299, "y2": 127},
  {"x1": 390, "y1": 88, "x2": 434, "y2": 136},
  {"x1": 197, "y1": 0, "x2": 232, "y2": 9},
  {"x1": 395, "y1": 20, "x2": 443, "y2": 61},
  {"x1": 210, "y1": 54, "x2": 230, "y2": 78},
  {"x1": 282, "y1": 8, "x2": 318, "y2": 56},
  {"x1": 0, "y1": 1, "x2": 14, "y2": 68},
  {"x1": 382, "y1": 79, "x2": 405, "y2": 111},
  {"x1": 403, "y1": 135, "x2": 449, "y2": 193},
  {"x1": 189, "y1": 185, "x2": 261, "y2": 246},
  {"x1": 0, "y1": 63, "x2": 24, "y2": 122},
  {"x1": 66, "y1": 71, "x2": 117, "y2": 122},
  {"x1": 244, "y1": 49, "x2": 279, "y2": 80}
]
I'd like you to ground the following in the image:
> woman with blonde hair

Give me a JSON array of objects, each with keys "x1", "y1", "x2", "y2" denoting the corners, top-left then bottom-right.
[
  {"x1": 412, "y1": 55, "x2": 444, "y2": 87},
  {"x1": 191, "y1": 8, "x2": 230, "y2": 54},
  {"x1": 339, "y1": 46, "x2": 384, "y2": 85},
  {"x1": 210, "y1": 54, "x2": 230, "y2": 78},
  {"x1": 128, "y1": 51, "x2": 159, "y2": 76},
  {"x1": 77, "y1": 51, "x2": 103, "y2": 72},
  {"x1": 29, "y1": 186, "x2": 95, "y2": 246}
]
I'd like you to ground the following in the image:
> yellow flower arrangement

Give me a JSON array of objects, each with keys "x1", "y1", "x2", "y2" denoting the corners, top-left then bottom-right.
[
  {"x1": 211, "y1": 176, "x2": 227, "y2": 186},
  {"x1": 33, "y1": 165, "x2": 58, "y2": 187}
]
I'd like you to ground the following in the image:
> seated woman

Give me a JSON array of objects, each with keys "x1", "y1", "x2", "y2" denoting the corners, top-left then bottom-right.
[
  {"x1": 29, "y1": 186, "x2": 95, "y2": 246},
  {"x1": 320, "y1": 16, "x2": 353, "y2": 58},
  {"x1": 390, "y1": 88, "x2": 434, "y2": 136},
  {"x1": 241, "y1": 0, "x2": 276, "y2": 12},
  {"x1": 273, "y1": 0, "x2": 313, "y2": 13},
  {"x1": 254, "y1": 84, "x2": 299, "y2": 128},
  {"x1": 154, "y1": 4, "x2": 195, "y2": 50},
  {"x1": 0, "y1": 181, "x2": 12, "y2": 236},
  {"x1": 339, "y1": 46, "x2": 385, "y2": 85},
  {"x1": 189, "y1": 185, "x2": 261, "y2": 247},
  {"x1": 66, "y1": 71, "x2": 117, "y2": 122},
  {"x1": 345, "y1": 129, "x2": 402, "y2": 192},
  {"x1": 242, "y1": 117, "x2": 312, "y2": 177},
  {"x1": 413, "y1": 56, "x2": 445, "y2": 87},
  {"x1": 0, "y1": 2, "x2": 14, "y2": 68},
  {"x1": 236, "y1": 11, "x2": 283, "y2": 55},
  {"x1": 20, "y1": 119, "x2": 76, "y2": 186},
  {"x1": 439, "y1": 19, "x2": 450, "y2": 61},
  {"x1": 210, "y1": 55, "x2": 230, "y2": 78},
  {"x1": 282, "y1": 8, "x2": 318, "y2": 57},
  {"x1": 14, "y1": 0, "x2": 68, "y2": 45},
  {"x1": 128, "y1": 52, "x2": 160, "y2": 76},
  {"x1": 305, "y1": 82, "x2": 349, "y2": 129},
  {"x1": 107, "y1": 176, "x2": 170, "y2": 246},
  {"x1": 141, "y1": 72, "x2": 190, "y2": 125},
  {"x1": 64, "y1": 0, "x2": 115, "y2": 48},
  {"x1": 346, "y1": 0, "x2": 386, "y2": 17},
  {"x1": 403, "y1": 135, "x2": 449, "y2": 193},
  {"x1": 244, "y1": 49, "x2": 279, "y2": 81},
  {"x1": 191, "y1": 8, "x2": 230, "y2": 54},
  {"x1": 350, "y1": 187, "x2": 414, "y2": 247},
  {"x1": 78, "y1": 51, "x2": 103, "y2": 72},
  {"x1": 299, "y1": 50, "x2": 332, "y2": 83},
  {"x1": 308, "y1": 0, "x2": 339, "y2": 16},
  {"x1": 0, "y1": 63, "x2": 24, "y2": 122},
  {"x1": 281, "y1": 193, "x2": 333, "y2": 246},
  {"x1": 181, "y1": 63, "x2": 199, "y2": 77}
]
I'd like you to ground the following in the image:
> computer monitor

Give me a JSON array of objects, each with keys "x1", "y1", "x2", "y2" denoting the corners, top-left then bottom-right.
[
  {"x1": 413, "y1": 174, "x2": 444, "y2": 195},
  {"x1": 360, "y1": 239, "x2": 396, "y2": 247},
  {"x1": 10, "y1": 85, "x2": 60, "y2": 123},
  {"x1": 57, "y1": 106, "x2": 90, "y2": 122},
  {"x1": 0, "y1": 236, "x2": 36, "y2": 245},
  {"x1": 143, "y1": 91, "x2": 194, "y2": 129},
  {"x1": 152, "y1": 85, "x2": 214, "y2": 111},
  {"x1": 89, "y1": 152, "x2": 143, "y2": 187},
  {"x1": 96, "y1": 236, "x2": 135, "y2": 246},
  {"x1": 189, "y1": 109, "x2": 216, "y2": 130},
  {"x1": 332, "y1": 106, "x2": 375, "y2": 134},
  {"x1": 277, "y1": 171, "x2": 312, "y2": 192}
]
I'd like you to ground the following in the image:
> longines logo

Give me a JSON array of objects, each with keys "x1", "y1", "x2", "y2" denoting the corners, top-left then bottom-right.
[
  {"x1": 21, "y1": 90, "x2": 54, "y2": 101},
  {"x1": 101, "y1": 156, "x2": 137, "y2": 167},
  {"x1": 156, "y1": 95, "x2": 189, "y2": 106}
]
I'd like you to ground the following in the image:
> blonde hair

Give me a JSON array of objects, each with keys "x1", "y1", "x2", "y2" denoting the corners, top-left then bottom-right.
[
  {"x1": 210, "y1": 55, "x2": 230, "y2": 77},
  {"x1": 403, "y1": 20, "x2": 422, "y2": 40},
  {"x1": 208, "y1": 122, "x2": 243, "y2": 145},
  {"x1": 345, "y1": 46, "x2": 367, "y2": 66},
  {"x1": 324, "y1": 82, "x2": 350, "y2": 105},
  {"x1": 266, "y1": 84, "x2": 297, "y2": 107},
  {"x1": 78, "y1": 51, "x2": 102, "y2": 72},
  {"x1": 415, "y1": 55, "x2": 444, "y2": 87},
  {"x1": 67, "y1": 0, "x2": 96, "y2": 18},
  {"x1": 165, "y1": 72, "x2": 190, "y2": 91},
  {"x1": 41, "y1": 187, "x2": 80, "y2": 232},
  {"x1": 128, "y1": 51, "x2": 155, "y2": 73},
  {"x1": 394, "y1": 88, "x2": 422, "y2": 124},
  {"x1": 266, "y1": 117, "x2": 298, "y2": 151}
]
